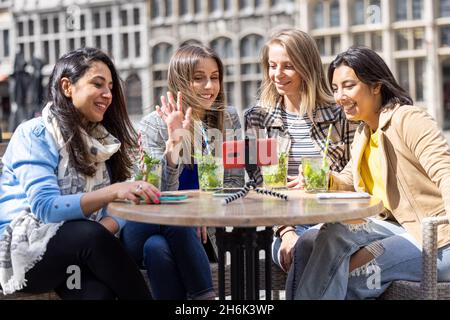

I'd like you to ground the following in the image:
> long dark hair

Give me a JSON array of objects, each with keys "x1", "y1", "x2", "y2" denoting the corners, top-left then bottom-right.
[
  {"x1": 47, "y1": 47, "x2": 137, "y2": 182},
  {"x1": 328, "y1": 46, "x2": 413, "y2": 108}
]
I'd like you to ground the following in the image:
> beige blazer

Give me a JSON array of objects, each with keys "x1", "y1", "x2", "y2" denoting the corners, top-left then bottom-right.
[{"x1": 331, "y1": 104, "x2": 450, "y2": 248}]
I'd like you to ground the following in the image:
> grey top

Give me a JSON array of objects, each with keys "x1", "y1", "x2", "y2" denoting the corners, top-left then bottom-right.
[{"x1": 139, "y1": 106, "x2": 245, "y2": 191}]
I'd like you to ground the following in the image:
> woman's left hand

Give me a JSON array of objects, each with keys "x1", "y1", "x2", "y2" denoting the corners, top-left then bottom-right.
[{"x1": 197, "y1": 226, "x2": 208, "y2": 244}]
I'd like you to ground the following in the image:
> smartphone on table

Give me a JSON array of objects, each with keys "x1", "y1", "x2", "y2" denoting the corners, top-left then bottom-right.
[{"x1": 159, "y1": 192, "x2": 189, "y2": 202}]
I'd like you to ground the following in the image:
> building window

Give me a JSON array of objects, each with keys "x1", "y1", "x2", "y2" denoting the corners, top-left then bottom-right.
[
  {"x1": 55, "y1": 39, "x2": 60, "y2": 60},
  {"x1": 179, "y1": 0, "x2": 188, "y2": 15},
  {"x1": 95, "y1": 35, "x2": 101, "y2": 49},
  {"x1": 441, "y1": 26, "x2": 450, "y2": 47},
  {"x1": 29, "y1": 20, "x2": 34, "y2": 36},
  {"x1": 152, "y1": 43, "x2": 173, "y2": 105},
  {"x1": 125, "y1": 74, "x2": 143, "y2": 115},
  {"x1": 241, "y1": 80, "x2": 261, "y2": 110},
  {"x1": 135, "y1": 32, "x2": 141, "y2": 58},
  {"x1": 224, "y1": 0, "x2": 232, "y2": 11},
  {"x1": 93, "y1": 12, "x2": 101, "y2": 28},
  {"x1": 395, "y1": 28, "x2": 424, "y2": 51},
  {"x1": 313, "y1": 2, "x2": 324, "y2": 29},
  {"x1": 69, "y1": 38, "x2": 75, "y2": 51},
  {"x1": 18, "y1": 21, "x2": 23, "y2": 37},
  {"x1": 107, "y1": 34, "x2": 113, "y2": 57},
  {"x1": 395, "y1": 0, "x2": 423, "y2": 21},
  {"x1": 396, "y1": 58, "x2": 425, "y2": 102},
  {"x1": 122, "y1": 33, "x2": 129, "y2": 59},
  {"x1": 441, "y1": 0, "x2": 450, "y2": 17},
  {"x1": 240, "y1": 34, "x2": 263, "y2": 58},
  {"x1": 133, "y1": 8, "x2": 140, "y2": 25},
  {"x1": 194, "y1": 0, "x2": 202, "y2": 14},
  {"x1": 151, "y1": 0, "x2": 161, "y2": 18},
  {"x1": 53, "y1": 17, "x2": 59, "y2": 33},
  {"x1": 209, "y1": 0, "x2": 219, "y2": 13},
  {"x1": 106, "y1": 11, "x2": 112, "y2": 28},
  {"x1": 352, "y1": 31, "x2": 383, "y2": 52},
  {"x1": 121, "y1": 9, "x2": 128, "y2": 26},
  {"x1": 152, "y1": 43, "x2": 172, "y2": 64},
  {"x1": 165, "y1": 0, "x2": 173, "y2": 17},
  {"x1": 80, "y1": 14, "x2": 85, "y2": 30},
  {"x1": 315, "y1": 35, "x2": 342, "y2": 56},
  {"x1": 3, "y1": 30, "x2": 9, "y2": 57},
  {"x1": 330, "y1": 0, "x2": 340, "y2": 27},
  {"x1": 41, "y1": 18, "x2": 48, "y2": 34},
  {"x1": 352, "y1": 0, "x2": 381, "y2": 25},
  {"x1": 211, "y1": 37, "x2": 233, "y2": 60}
]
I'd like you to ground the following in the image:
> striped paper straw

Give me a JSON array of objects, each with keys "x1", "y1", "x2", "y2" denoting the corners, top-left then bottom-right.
[{"x1": 138, "y1": 132, "x2": 145, "y2": 175}]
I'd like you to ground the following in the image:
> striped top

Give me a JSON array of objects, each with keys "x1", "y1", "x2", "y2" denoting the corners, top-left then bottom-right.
[{"x1": 281, "y1": 109, "x2": 321, "y2": 176}]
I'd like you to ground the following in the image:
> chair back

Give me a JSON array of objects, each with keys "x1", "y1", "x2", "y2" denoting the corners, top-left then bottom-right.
[{"x1": 0, "y1": 142, "x2": 8, "y2": 173}]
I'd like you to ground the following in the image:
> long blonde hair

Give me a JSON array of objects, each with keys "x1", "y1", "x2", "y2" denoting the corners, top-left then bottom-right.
[{"x1": 259, "y1": 28, "x2": 334, "y2": 119}]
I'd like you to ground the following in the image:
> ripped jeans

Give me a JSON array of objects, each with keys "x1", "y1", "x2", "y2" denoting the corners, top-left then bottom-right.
[{"x1": 286, "y1": 218, "x2": 450, "y2": 299}]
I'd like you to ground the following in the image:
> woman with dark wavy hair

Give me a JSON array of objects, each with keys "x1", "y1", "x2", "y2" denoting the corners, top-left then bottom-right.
[
  {"x1": 287, "y1": 46, "x2": 450, "y2": 299},
  {"x1": 0, "y1": 47, "x2": 155, "y2": 299}
]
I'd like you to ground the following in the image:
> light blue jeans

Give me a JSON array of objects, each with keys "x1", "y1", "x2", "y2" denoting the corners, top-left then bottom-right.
[{"x1": 286, "y1": 218, "x2": 450, "y2": 299}]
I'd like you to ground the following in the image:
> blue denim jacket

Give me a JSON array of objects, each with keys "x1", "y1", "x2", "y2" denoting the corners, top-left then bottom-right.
[{"x1": 0, "y1": 117, "x2": 126, "y2": 236}]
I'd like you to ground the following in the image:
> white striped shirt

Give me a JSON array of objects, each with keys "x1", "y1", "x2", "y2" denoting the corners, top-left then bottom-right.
[{"x1": 281, "y1": 109, "x2": 321, "y2": 176}]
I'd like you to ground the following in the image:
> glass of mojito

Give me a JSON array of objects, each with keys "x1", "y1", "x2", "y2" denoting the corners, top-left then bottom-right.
[
  {"x1": 197, "y1": 154, "x2": 224, "y2": 191},
  {"x1": 301, "y1": 156, "x2": 330, "y2": 192},
  {"x1": 135, "y1": 153, "x2": 162, "y2": 189},
  {"x1": 261, "y1": 152, "x2": 288, "y2": 189}
]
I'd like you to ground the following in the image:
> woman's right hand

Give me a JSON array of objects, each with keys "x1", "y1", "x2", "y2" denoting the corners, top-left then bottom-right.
[
  {"x1": 156, "y1": 91, "x2": 192, "y2": 143},
  {"x1": 287, "y1": 166, "x2": 305, "y2": 189},
  {"x1": 279, "y1": 230, "x2": 299, "y2": 273},
  {"x1": 112, "y1": 181, "x2": 161, "y2": 205}
]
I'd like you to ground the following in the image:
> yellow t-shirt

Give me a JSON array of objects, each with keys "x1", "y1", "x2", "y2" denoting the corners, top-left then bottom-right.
[{"x1": 359, "y1": 129, "x2": 390, "y2": 210}]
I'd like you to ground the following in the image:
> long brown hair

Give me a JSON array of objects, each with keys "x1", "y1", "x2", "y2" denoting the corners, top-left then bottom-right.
[{"x1": 167, "y1": 44, "x2": 225, "y2": 159}]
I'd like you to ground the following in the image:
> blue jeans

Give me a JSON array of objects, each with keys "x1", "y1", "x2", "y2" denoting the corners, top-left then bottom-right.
[
  {"x1": 287, "y1": 218, "x2": 450, "y2": 299},
  {"x1": 120, "y1": 222, "x2": 214, "y2": 300}
]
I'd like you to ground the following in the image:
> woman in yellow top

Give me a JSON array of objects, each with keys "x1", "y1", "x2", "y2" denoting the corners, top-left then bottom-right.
[{"x1": 287, "y1": 46, "x2": 450, "y2": 299}]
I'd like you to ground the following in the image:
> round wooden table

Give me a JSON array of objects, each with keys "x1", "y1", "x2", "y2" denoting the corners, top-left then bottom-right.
[
  {"x1": 108, "y1": 189, "x2": 383, "y2": 227},
  {"x1": 108, "y1": 189, "x2": 383, "y2": 300}
]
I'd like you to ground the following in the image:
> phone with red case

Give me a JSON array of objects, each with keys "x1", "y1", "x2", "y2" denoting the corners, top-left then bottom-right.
[{"x1": 222, "y1": 138, "x2": 278, "y2": 169}]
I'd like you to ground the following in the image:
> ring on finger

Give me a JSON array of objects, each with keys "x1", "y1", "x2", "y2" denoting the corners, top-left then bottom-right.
[{"x1": 135, "y1": 184, "x2": 143, "y2": 193}]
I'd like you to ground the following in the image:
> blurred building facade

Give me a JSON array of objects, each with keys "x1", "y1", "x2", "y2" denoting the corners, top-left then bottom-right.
[{"x1": 1, "y1": 0, "x2": 450, "y2": 131}]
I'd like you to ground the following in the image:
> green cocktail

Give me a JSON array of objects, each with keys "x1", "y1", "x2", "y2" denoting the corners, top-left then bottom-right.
[
  {"x1": 196, "y1": 153, "x2": 223, "y2": 191},
  {"x1": 262, "y1": 152, "x2": 287, "y2": 189},
  {"x1": 302, "y1": 156, "x2": 329, "y2": 192},
  {"x1": 135, "y1": 153, "x2": 161, "y2": 189}
]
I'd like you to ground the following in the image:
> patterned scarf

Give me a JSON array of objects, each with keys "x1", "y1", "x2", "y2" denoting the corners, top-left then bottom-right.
[{"x1": 0, "y1": 103, "x2": 120, "y2": 295}]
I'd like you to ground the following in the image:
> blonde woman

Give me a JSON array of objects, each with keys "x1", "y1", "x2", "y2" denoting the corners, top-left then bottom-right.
[
  {"x1": 121, "y1": 44, "x2": 244, "y2": 299},
  {"x1": 244, "y1": 28, "x2": 358, "y2": 272}
]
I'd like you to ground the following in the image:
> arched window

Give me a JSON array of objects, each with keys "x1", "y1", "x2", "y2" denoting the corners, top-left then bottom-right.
[
  {"x1": 240, "y1": 34, "x2": 263, "y2": 111},
  {"x1": 211, "y1": 37, "x2": 235, "y2": 106},
  {"x1": 240, "y1": 34, "x2": 263, "y2": 58},
  {"x1": 152, "y1": 42, "x2": 172, "y2": 64},
  {"x1": 125, "y1": 74, "x2": 142, "y2": 115},
  {"x1": 151, "y1": 42, "x2": 173, "y2": 105}
]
